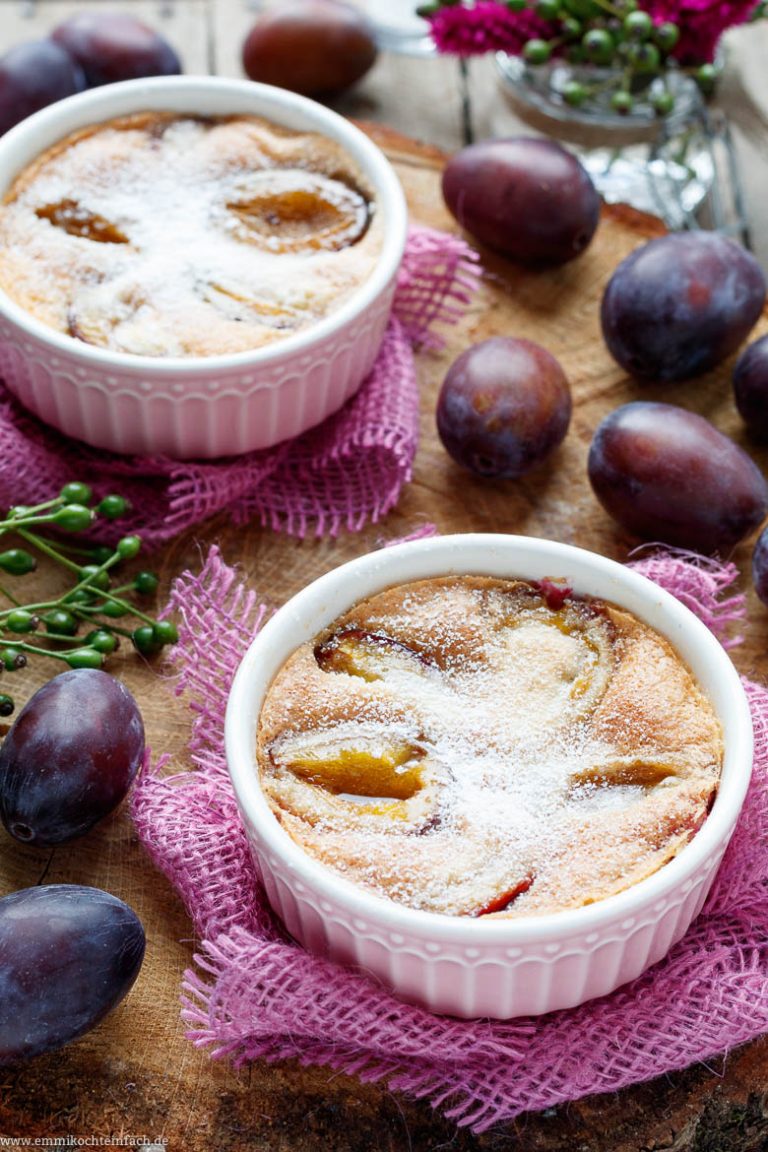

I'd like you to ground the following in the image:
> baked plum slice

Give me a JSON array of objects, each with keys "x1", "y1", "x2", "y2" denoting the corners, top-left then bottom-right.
[
  {"x1": 571, "y1": 757, "x2": 682, "y2": 791},
  {"x1": 474, "y1": 876, "x2": 534, "y2": 917},
  {"x1": 36, "y1": 199, "x2": 129, "y2": 243},
  {"x1": 226, "y1": 169, "x2": 370, "y2": 253},
  {"x1": 315, "y1": 629, "x2": 430, "y2": 682},
  {"x1": 270, "y1": 723, "x2": 425, "y2": 802}
]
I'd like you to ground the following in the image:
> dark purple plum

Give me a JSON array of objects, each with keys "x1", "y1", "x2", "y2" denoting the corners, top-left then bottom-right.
[
  {"x1": 436, "y1": 336, "x2": 572, "y2": 479},
  {"x1": 52, "y1": 12, "x2": 181, "y2": 87},
  {"x1": 588, "y1": 401, "x2": 768, "y2": 553},
  {"x1": 0, "y1": 884, "x2": 144, "y2": 1065},
  {"x1": 0, "y1": 40, "x2": 85, "y2": 136},
  {"x1": 0, "y1": 668, "x2": 145, "y2": 846},
  {"x1": 734, "y1": 334, "x2": 768, "y2": 439},
  {"x1": 601, "y1": 232, "x2": 766, "y2": 382},
  {"x1": 442, "y1": 137, "x2": 600, "y2": 266},
  {"x1": 242, "y1": 0, "x2": 377, "y2": 98},
  {"x1": 753, "y1": 523, "x2": 768, "y2": 605}
]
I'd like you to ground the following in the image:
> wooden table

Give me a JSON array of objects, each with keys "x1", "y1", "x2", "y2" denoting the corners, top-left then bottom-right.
[{"x1": 2, "y1": 4, "x2": 768, "y2": 1150}]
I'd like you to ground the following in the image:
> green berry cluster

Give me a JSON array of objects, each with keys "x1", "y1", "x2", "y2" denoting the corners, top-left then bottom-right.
[
  {"x1": 422, "y1": 0, "x2": 719, "y2": 117},
  {"x1": 0, "y1": 483, "x2": 178, "y2": 716}
]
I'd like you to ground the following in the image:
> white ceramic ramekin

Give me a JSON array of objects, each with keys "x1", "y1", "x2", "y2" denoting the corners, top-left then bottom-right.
[
  {"x1": 0, "y1": 77, "x2": 407, "y2": 459},
  {"x1": 225, "y1": 535, "x2": 752, "y2": 1019}
]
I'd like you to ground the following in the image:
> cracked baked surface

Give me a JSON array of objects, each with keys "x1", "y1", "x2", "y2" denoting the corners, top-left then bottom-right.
[
  {"x1": 256, "y1": 576, "x2": 723, "y2": 919},
  {"x1": 0, "y1": 112, "x2": 381, "y2": 358}
]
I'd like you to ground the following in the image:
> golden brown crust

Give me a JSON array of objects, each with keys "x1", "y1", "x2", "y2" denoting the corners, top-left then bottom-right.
[
  {"x1": 0, "y1": 112, "x2": 381, "y2": 358},
  {"x1": 255, "y1": 577, "x2": 723, "y2": 919}
]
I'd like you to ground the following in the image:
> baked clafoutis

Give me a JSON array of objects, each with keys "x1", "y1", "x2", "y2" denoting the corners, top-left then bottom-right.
[
  {"x1": 0, "y1": 112, "x2": 381, "y2": 358},
  {"x1": 256, "y1": 576, "x2": 723, "y2": 919}
]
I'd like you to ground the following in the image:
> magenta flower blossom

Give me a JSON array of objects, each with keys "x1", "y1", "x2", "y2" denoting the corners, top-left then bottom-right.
[
  {"x1": 428, "y1": 2, "x2": 551, "y2": 58},
  {"x1": 653, "y1": 0, "x2": 761, "y2": 62},
  {"x1": 426, "y1": 0, "x2": 761, "y2": 64}
]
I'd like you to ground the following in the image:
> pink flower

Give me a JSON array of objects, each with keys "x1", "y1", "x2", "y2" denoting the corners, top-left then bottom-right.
[
  {"x1": 669, "y1": 0, "x2": 761, "y2": 61},
  {"x1": 428, "y1": 1, "x2": 550, "y2": 57}
]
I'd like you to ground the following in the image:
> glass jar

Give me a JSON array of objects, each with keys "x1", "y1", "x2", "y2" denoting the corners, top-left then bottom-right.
[{"x1": 494, "y1": 54, "x2": 735, "y2": 233}]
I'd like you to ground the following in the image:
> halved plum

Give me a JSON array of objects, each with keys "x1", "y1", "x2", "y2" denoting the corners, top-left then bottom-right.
[
  {"x1": 226, "y1": 169, "x2": 369, "y2": 254},
  {"x1": 270, "y1": 723, "x2": 425, "y2": 802},
  {"x1": 315, "y1": 629, "x2": 429, "y2": 682}
]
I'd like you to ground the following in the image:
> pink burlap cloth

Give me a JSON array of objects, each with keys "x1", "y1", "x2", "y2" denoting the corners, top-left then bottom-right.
[
  {"x1": 132, "y1": 544, "x2": 768, "y2": 1134},
  {"x1": 0, "y1": 226, "x2": 477, "y2": 544}
]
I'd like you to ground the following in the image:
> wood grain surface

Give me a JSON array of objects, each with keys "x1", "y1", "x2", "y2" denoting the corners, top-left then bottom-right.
[{"x1": 1, "y1": 120, "x2": 768, "y2": 1151}]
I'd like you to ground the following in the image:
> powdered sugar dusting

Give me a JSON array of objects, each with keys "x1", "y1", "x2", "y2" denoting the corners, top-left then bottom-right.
[
  {"x1": 0, "y1": 113, "x2": 381, "y2": 357},
  {"x1": 258, "y1": 577, "x2": 723, "y2": 918}
]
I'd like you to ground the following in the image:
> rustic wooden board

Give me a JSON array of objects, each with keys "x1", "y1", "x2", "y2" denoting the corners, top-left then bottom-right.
[{"x1": 1, "y1": 121, "x2": 768, "y2": 1151}]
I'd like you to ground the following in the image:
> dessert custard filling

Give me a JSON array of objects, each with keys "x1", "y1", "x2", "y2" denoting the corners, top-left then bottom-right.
[
  {"x1": 0, "y1": 112, "x2": 381, "y2": 357},
  {"x1": 256, "y1": 577, "x2": 723, "y2": 919}
]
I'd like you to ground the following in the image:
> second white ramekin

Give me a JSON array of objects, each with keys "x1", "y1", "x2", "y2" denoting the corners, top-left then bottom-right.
[
  {"x1": 225, "y1": 535, "x2": 752, "y2": 1018},
  {"x1": 0, "y1": 76, "x2": 408, "y2": 459}
]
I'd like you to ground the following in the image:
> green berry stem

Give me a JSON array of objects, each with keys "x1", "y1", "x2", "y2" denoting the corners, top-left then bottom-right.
[
  {"x1": 2, "y1": 513, "x2": 63, "y2": 532},
  {"x1": 0, "y1": 497, "x2": 65, "y2": 525},
  {"x1": 78, "y1": 594, "x2": 158, "y2": 628},
  {"x1": 1, "y1": 506, "x2": 92, "y2": 535},
  {"x1": 44, "y1": 539, "x2": 113, "y2": 561},
  {"x1": 0, "y1": 637, "x2": 89, "y2": 659},
  {"x1": 37, "y1": 538, "x2": 132, "y2": 602},
  {"x1": 15, "y1": 528, "x2": 83, "y2": 574},
  {"x1": 668, "y1": 123, "x2": 698, "y2": 169},
  {"x1": 0, "y1": 485, "x2": 174, "y2": 711},
  {"x1": 0, "y1": 593, "x2": 93, "y2": 624},
  {"x1": 589, "y1": 0, "x2": 626, "y2": 20},
  {"x1": 104, "y1": 581, "x2": 153, "y2": 599},
  {"x1": 0, "y1": 582, "x2": 22, "y2": 609},
  {"x1": 0, "y1": 597, "x2": 57, "y2": 621},
  {"x1": 79, "y1": 621, "x2": 135, "y2": 640},
  {"x1": 574, "y1": 73, "x2": 632, "y2": 96},
  {"x1": 0, "y1": 592, "x2": 150, "y2": 635}
]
